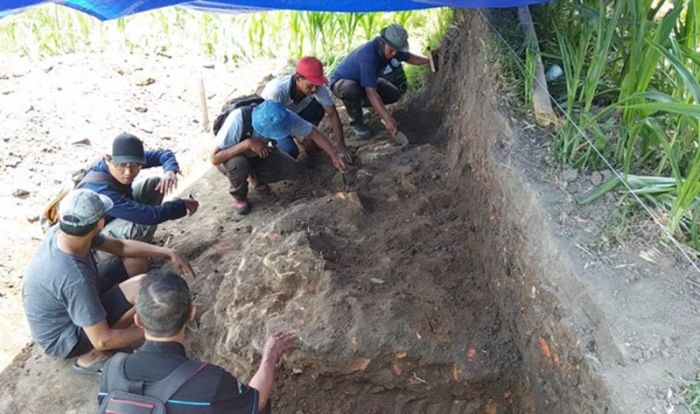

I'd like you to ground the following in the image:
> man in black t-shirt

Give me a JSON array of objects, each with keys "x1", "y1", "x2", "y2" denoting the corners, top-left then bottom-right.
[{"x1": 99, "y1": 271, "x2": 296, "y2": 413}]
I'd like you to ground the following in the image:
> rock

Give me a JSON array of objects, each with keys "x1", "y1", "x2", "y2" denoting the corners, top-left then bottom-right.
[
  {"x1": 590, "y1": 171, "x2": 603, "y2": 186},
  {"x1": 135, "y1": 106, "x2": 148, "y2": 113},
  {"x1": 12, "y1": 189, "x2": 30, "y2": 199},
  {"x1": 562, "y1": 168, "x2": 578, "y2": 182},
  {"x1": 136, "y1": 77, "x2": 156, "y2": 86},
  {"x1": 26, "y1": 215, "x2": 39, "y2": 223},
  {"x1": 71, "y1": 138, "x2": 91, "y2": 146}
]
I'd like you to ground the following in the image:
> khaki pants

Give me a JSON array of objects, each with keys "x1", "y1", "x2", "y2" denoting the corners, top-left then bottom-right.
[{"x1": 95, "y1": 177, "x2": 163, "y2": 262}]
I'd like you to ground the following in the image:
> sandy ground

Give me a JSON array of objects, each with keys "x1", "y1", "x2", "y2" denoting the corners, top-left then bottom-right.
[{"x1": 0, "y1": 51, "x2": 285, "y2": 369}]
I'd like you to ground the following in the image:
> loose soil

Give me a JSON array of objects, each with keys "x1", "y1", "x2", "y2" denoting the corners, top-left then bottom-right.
[{"x1": 1, "y1": 9, "x2": 699, "y2": 414}]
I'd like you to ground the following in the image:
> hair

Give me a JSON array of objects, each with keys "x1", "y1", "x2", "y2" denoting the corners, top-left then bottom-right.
[
  {"x1": 136, "y1": 270, "x2": 192, "y2": 337},
  {"x1": 59, "y1": 218, "x2": 100, "y2": 236}
]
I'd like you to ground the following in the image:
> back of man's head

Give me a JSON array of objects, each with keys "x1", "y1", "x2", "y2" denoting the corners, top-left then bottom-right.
[
  {"x1": 59, "y1": 189, "x2": 113, "y2": 236},
  {"x1": 136, "y1": 271, "x2": 191, "y2": 337}
]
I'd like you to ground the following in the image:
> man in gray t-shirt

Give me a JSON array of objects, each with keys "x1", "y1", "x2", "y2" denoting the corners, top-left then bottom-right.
[
  {"x1": 261, "y1": 56, "x2": 350, "y2": 162},
  {"x1": 23, "y1": 189, "x2": 194, "y2": 373},
  {"x1": 211, "y1": 100, "x2": 346, "y2": 215}
]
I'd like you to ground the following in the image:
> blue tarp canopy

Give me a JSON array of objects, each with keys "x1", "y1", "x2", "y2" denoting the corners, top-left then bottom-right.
[{"x1": 0, "y1": 0, "x2": 549, "y2": 21}]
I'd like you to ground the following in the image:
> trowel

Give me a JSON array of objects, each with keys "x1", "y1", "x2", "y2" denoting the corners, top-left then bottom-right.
[
  {"x1": 380, "y1": 119, "x2": 409, "y2": 147},
  {"x1": 393, "y1": 130, "x2": 409, "y2": 147}
]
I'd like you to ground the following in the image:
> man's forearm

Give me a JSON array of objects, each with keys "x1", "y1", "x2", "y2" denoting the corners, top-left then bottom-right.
[
  {"x1": 249, "y1": 358, "x2": 276, "y2": 411},
  {"x1": 328, "y1": 108, "x2": 346, "y2": 147},
  {"x1": 407, "y1": 54, "x2": 430, "y2": 66},
  {"x1": 211, "y1": 141, "x2": 248, "y2": 165},
  {"x1": 309, "y1": 128, "x2": 338, "y2": 158},
  {"x1": 366, "y1": 89, "x2": 392, "y2": 122},
  {"x1": 93, "y1": 326, "x2": 144, "y2": 351},
  {"x1": 101, "y1": 237, "x2": 173, "y2": 259}
]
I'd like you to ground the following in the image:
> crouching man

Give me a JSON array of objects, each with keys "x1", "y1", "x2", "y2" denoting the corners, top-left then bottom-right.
[
  {"x1": 22, "y1": 189, "x2": 194, "y2": 374},
  {"x1": 211, "y1": 100, "x2": 346, "y2": 215},
  {"x1": 99, "y1": 271, "x2": 296, "y2": 413}
]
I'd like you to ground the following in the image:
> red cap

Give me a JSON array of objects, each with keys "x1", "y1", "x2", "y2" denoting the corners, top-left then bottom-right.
[{"x1": 296, "y1": 56, "x2": 327, "y2": 86}]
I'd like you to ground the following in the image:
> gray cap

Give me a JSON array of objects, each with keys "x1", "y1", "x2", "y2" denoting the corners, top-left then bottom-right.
[
  {"x1": 380, "y1": 23, "x2": 409, "y2": 52},
  {"x1": 59, "y1": 189, "x2": 113, "y2": 227}
]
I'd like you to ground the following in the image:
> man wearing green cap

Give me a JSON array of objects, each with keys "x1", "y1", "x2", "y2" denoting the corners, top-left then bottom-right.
[
  {"x1": 211, "y1": 100, "x2": 346, "y2": 215},
  {"x1": 330, "y1": 23, "x2": 430, "y2": 140}
]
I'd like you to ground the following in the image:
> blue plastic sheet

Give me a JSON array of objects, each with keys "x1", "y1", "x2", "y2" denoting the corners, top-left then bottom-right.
[{"x1": 1, "y1": 0, "x2": 549, "y2": 21}]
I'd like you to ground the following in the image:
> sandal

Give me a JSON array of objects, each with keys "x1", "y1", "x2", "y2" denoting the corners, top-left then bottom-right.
[
  {"x1": 248, "y1": 175, "x2": 271, "y2": 194},
  {"x1": 233, "y1": 198, "x2": 251, "y2": 215},
  {"x1": 72, "y1": 359, "x2": 105, "y2": 376}
]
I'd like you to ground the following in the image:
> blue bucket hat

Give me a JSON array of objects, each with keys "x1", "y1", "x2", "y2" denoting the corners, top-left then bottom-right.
[{"x1": 251, "y1": 101, "x2": 292, "y2": 140}]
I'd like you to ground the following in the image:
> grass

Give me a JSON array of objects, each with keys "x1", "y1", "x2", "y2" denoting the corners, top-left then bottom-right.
[
  {"x1": 687, "y1": 379, "x2": 700, "y2": 413},
  {"x1": 512, "y1": 0, "x2": 700, "y2": 250},
  {"x1": 0, "y1": 6, "x2": 452, "y2": 68}
]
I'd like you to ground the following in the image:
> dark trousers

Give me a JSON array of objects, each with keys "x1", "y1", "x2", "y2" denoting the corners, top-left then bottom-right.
[
  {"x1": 297, "y1": 98, "x2": 326, "y2": 126},
  {"x1": 277, "y1": 99, "x2": 327, "y2": 159},
  {"x1": 331, "y1": 66, "x2": 407, "y2": 126},
  {"x1": 217, "y1": 149, "x2": 302, "y2": 200}
]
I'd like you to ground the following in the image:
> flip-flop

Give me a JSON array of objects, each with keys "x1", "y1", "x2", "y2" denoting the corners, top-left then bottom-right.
[{"x1": 72, "y1": 359, "x2": 105, "y2": 376}]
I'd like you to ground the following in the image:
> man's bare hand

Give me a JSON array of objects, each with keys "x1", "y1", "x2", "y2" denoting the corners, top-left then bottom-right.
[
  {"x1": 248, "y1": 138, "x2": 271, "y2": 159},
  {"x1": 331, "y1": 154, "x2": 347, "y2": 174},
  {"x1": 336, "y1": 146, "x2": 352, "y2": 164},
  {"x1": 184, "y1": 199, "x2": 199, "y2": 216},
  {"x1": 168, "y1": 249, "x2": 195, "y2": 278},
  {"x1": 383, "y1": 117, "x2": 398, "y2": 138},
  {"x1": 156, "y1": 171, "x2": 178, "y2": 195},
  {"x1": 261, "y1": 331, "x2": 297, "y2": 365}
]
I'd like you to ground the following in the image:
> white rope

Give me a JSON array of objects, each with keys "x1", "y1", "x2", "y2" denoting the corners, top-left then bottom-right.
[{"x1": 478, "y1": 9, "x2": 700, "y2": 277}]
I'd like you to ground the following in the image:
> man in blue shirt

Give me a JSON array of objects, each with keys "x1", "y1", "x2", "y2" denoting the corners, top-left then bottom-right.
[
  {"x1": 211, "y1": 100, "x2": 346, "y2": 215},
  {"x1": 330, "y1": 24, "x2": 430, "y2": 140},
  {"x1": 80, "y1": 133, "x2": 199, "y2": 244}
]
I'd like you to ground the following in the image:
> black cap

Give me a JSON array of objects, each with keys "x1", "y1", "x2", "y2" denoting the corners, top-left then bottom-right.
[{"x1": 111, "y1": 133, "x2": 146, "y2": 165}]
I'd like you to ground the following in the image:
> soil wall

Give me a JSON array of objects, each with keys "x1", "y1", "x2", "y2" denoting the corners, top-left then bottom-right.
[{"x1": 418, "y1": 10, "x2": 618, "y2": 412}]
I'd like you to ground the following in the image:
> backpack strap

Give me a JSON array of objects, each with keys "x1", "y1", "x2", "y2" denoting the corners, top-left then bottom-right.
[
  {"x1": 240, "y1": 105, "x2": 255, "y2": 140},
  {"x1": 75, "y1": 170, "x2": 120, "y2": 189},
  {"x1": 103, "y1": 353, "x2": 146, "y2": 395},
  {"x1": 146, "y1": 360, "x2": 208, "y2": 403}
]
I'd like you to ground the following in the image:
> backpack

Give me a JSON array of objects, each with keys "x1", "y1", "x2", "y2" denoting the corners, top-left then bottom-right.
[
  {"x1": 98, "y1": 353, "x2": 208, "y2": 414},
  {"x1": 212, "y1": 94, "x2": 264, "y2": 137},
  {"x1": 40, "y1": 166, "x2": 118, "y2": 230}
]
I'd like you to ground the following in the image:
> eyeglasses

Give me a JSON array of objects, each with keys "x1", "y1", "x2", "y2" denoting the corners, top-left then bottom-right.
[{"x1": 110, "y1": 161, "x2": 142, "y2": 171}]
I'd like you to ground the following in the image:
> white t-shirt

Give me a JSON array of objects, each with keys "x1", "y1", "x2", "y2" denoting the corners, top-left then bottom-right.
[{"x1": 261, "y1": 74, "x2": 334, "y2": 113}]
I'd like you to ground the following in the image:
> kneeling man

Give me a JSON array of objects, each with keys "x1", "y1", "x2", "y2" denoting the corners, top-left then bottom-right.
[{"x1": 22, "y1": 189, "x2": 193, "y2": 373}]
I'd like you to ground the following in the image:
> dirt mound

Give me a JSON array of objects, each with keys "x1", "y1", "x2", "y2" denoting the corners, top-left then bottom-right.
[{"x1": 179, "y1": 142, "x2": 520, "y2": 413}]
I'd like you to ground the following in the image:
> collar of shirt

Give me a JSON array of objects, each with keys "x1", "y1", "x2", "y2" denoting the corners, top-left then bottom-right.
[
  {"x1": 374, "y1": 36, "x2": 385, "y2": 59},
  {"x1": 137, "y1": 340, "x2": 188, "y2": 357},
  {"x1": 288, "y1": 74, "x2": 305, "y2": 103}
]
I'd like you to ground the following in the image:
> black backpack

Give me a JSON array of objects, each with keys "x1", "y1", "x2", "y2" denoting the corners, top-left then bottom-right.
[
  {"x1": 98, "y1": 353, "x2": 208, "y2": 414},
  {"x1": 212, "y1": 94, "x2": 264, "y2": 137}
]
